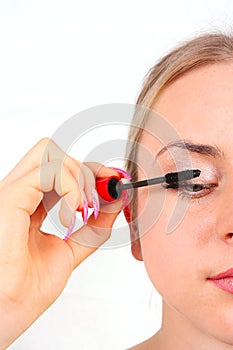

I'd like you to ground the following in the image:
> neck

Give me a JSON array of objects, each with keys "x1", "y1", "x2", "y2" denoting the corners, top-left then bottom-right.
[{"x1": 149, "y1": 300, "x2": 233, "y2": 350}]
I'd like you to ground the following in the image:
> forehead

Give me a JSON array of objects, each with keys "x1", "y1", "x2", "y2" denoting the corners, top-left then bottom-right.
[{"x1": 141, "y1": 63, "x2": 233, "y2": 151}]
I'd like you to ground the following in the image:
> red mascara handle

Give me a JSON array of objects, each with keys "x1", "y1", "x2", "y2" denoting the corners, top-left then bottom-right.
[{"x1": 96, "y1": 175, "x2": 123, "y2": 202}]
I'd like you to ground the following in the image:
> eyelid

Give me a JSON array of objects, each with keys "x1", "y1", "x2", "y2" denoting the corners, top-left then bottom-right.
[
  {"x1": 162, "y1": 164, "x2": 220, "y2": 183},
  {"x1": 162, "y1": 181, "x2": 218, "y2": 200}
]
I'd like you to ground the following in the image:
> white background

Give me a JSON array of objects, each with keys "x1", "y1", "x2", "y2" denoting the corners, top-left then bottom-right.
[{"x1": 1, "y1": 1, "x2": 233, "y2": 349}]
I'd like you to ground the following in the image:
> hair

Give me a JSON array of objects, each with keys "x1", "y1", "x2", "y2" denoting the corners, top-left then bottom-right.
[{"x1": 125, "y1": 30, "x2": 233, "y2": 242}]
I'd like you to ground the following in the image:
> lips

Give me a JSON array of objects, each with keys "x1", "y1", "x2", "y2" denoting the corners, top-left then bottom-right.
[
  {"x1": 207, "y1": 268, "x2": 233, "y2": 294},
  {"x1": 208, "y1": 268, "x2": 233, "y2": 280}
]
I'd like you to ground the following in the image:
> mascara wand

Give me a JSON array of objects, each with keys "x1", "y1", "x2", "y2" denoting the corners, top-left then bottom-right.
[
  {"x1": 96, "y1": 169, "x2": 201, "y2": 202},
  {"x1": 120, "y1": 169, "x2": 201, "y2": 190}
]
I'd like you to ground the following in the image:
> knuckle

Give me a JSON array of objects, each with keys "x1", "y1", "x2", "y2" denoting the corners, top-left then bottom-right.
[
  {"x1": 70, "y1": 155, "x2": 81, "y2": 167},
  {"x1": 82, "y1": 164, "x2": 96, "y2": 183},
  {"x1": 38, "y1": 137, "x2": 51, "y2": 148},
  {"x1": 40, "y1": 138, "x2": 66, "y2": 162}
]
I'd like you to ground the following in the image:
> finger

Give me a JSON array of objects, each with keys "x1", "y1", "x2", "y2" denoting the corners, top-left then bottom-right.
[
  {"x1": 0, "y1": 138, "x2": 81, "y2": 189},
  {"x1": 0, "y1": 138, "x2": 86, "y2": 218},
  {"x1": 78, "y1": 163, "x2": 96, "y2": 205},
  {"x1": 84, "y1": 162, "x2": 119, "y2": 178},
  {"x1": 64, "y1": 200, "x2": 122, "y2": 269},
  {"x1": 78, "y1": 163, "x2": 121, "y2": 220},
  {"x1": 40, "y1": 160, "x2": 84, "y2": 227},
  {"x1": 0, "y1": 160, "x2": 81, "y2": 252}
]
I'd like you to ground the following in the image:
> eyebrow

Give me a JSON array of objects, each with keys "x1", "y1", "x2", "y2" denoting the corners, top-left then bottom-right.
[{"x1": 156, "y1": 140, "x2": 224, "y2": 159}]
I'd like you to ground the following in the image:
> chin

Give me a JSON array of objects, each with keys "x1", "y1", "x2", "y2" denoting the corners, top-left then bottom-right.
[{"x1": 201, "y1": 308, "x2": 233, "y2": 346}]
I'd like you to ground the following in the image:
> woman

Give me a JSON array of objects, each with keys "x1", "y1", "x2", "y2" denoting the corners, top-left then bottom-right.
[
  {"x1": 126, "y1": 31, "x2": 233, "y2": 349},
  {"x1": 1, "y1": 31, "x2": 233, "y2": 349}
]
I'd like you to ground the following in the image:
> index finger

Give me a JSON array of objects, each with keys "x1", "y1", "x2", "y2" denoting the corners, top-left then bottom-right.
[
  {"x1": 0, "y1": 138, "x2": 83, "y2": 189},
  {"x1": 64, "y1": 200, "x2": 122, "y2": 269}
]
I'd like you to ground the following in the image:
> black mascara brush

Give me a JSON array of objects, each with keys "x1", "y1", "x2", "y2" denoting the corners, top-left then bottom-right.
[
  {"x1": 96, "y1": 169, "x2": 201, "y2": 202},
  {"x1": 120, "y1": 169, "x2": 201, "y2": 190}
]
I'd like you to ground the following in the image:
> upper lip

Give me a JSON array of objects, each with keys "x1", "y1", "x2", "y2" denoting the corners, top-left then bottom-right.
[{"x1": 208, "y1": 268, "x2": 233, "y2": 280}]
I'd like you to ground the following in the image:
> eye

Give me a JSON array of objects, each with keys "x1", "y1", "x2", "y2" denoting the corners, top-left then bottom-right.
[{"x1": 162, "y1": 182, "x2": 217, "y2": 200}]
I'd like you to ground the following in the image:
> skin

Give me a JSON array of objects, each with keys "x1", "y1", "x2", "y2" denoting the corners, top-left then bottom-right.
[
  {"x1": 128, "y1": 62, "x2": 233, "y2": 349},
  {"x1": 2, "y1": 63, "x2": 233, "y2": 349},
  {"x1": 0, "y1": 138, "x2": 122, "y2": 349}
]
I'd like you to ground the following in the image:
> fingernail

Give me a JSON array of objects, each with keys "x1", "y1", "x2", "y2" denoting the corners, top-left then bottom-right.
[
  {"x1": 112, "y1": 167, "x2": 132, "y2": 180},
  {"x1": 81, "y1": 193, "x2": 88, "y2": 224},
  {"x1": 63, "y1": 213, "x2": 76, "y2": 241},
  {"x1": 92, "y1": 188, "x2": 100, "y2": 220}
]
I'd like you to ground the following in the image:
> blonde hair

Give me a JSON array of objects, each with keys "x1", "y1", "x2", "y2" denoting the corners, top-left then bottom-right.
[{"x1": 125, "y1": 31, "x2": 233, "y2": 239}]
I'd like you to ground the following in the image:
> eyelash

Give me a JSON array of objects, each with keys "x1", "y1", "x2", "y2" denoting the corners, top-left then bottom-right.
[{"x1": 162, "y1": 182, "x2": 217, "y2": 200}]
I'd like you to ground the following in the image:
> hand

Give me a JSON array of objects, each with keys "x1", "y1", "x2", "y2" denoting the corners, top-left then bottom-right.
[{"x1": 0, "y1": 138, "x2": 122, "y2": 349}]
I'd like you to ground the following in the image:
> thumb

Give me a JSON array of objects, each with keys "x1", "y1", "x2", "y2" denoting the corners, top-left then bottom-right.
[{"x1": 65, "y1": 200, "x2": 122, "y2": 269}]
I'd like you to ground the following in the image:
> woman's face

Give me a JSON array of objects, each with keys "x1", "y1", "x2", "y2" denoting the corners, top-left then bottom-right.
[{"x1": 137, "y1": 62, "x2": 233, "y2": 344}]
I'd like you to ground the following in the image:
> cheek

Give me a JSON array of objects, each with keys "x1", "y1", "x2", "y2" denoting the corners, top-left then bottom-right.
[
  {"x1": 138, "y1": 203, "x2": 217, "y2": 306},
  {"x1": 138, "y1": 208, "x2": 233, "y2": 343}
]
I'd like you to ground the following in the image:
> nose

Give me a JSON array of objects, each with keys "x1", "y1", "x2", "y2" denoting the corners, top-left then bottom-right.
[{"x1": 215, "y1": 192, "x2": 233, "y2": 243}]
